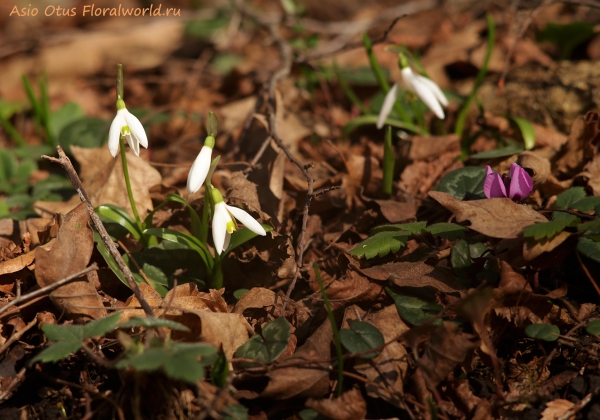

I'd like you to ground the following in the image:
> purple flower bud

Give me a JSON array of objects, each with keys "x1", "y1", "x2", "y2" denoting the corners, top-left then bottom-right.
[{"x1": 483, "y1": 163, "x2": 533, "y2": 202}]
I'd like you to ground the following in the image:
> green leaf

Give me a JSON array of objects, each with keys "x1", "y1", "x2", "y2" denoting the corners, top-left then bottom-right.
[
  {"x1": 31, "y1": 340, "x2": 83, "y2": 364},
  {"x1": 350, "y1": 231, "x2": 409, "y2": 259},
  {"x1": 451, "y1": 239, "x2": 471, "y2": 279},
  {"x1": 339, "y1": 321, "x2": 384, "y2": 359},
  {"x1": 58, "y1": 117, "x2": 109, "y2": 154},
  {"x1": 525, "y1": 323, "x2": 560, "y2": 341},
  {"x1": 508, "y1": 116, "x2": 536, "y2": 150},
  {"x1": 435, "y1": 166, "x2": 487, "y2": 200},
  {"x1": 537, "y1": 22, "x2": 595, "y2": 60},
  {"x1": 82, "y1": 312, "x2": 122, "y2": 338},
  {"x1": 163, "y1": 355, "x2": 206, "y2": 383},
  {"x1": 117, "y1": 348, "x2": 169, "y2": 371},
  {"x1": 342, "y1": 115, "x2": 426, "y2": 137},
  {"x1": 470, "y1": 143, "x2": 524, "y2": 159},
  {"x1": 386, "y1": 287, "x2": 442, "y2": 326},
  {"x1": 299, "y1": 409, "x2": 327, "y2": 420},
  {"x1": 41, "y1": 323, "x2": 84, "y2": 342},
  {"x1": 225, "y1": 223, "x2": 273, "y2": 255},
  {"x1": 586, "y1": 320, "x2": 600, "y2": 335},
  {"x1": 49, "y1": 102, "x2": 85, "y2": 141},
  {"x1": 119, "y1": 317, "x2": 190, "y2": 331},
  {"x1": 333, "y1": 60, "x2": 368, "y2": 114},
  {"x1": 94, "y1": 232, "x2": 131, "y2": 288},
  {"x1": 370, "y1": 221, "x2": 427, "y2": 235},
  {"x1": 211, "y1": 352, "x2": 229, "y2": 388},
  {"x1": 145, "y1": 228, "x2": 213, "y2": 271},
  {"x1": 233, "y1": 289, "x2": 249, "y2": 300},
  {"x1": 555, "y1": 187, "x2": 587, "y2": 209},
  {"x1": 424, "y1": 223, "x2": 467, "y2": 240},
  {"x1": 222, "y1": 404, "x2": 249, "y2": 420},
  {"x1": 234, "y1": 317, "x2": 291, "y2": 364},
  {"x1": 523, "y1": 216, "x2": 578, "y2": 240},
  {"x1": 577, "y1": 237, "x2": 600, "y2": 263},
  {"x1": 96, "y1": 204, "x2": 141, "y2": 240}
]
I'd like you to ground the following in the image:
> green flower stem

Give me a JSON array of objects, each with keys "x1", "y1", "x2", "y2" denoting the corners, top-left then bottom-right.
[
  {"x1": 212, "y1": 254, "x2": 223, "y2": 289},
  {"x1": 314, "y1": 262, "x2": 343, "y2": 397},
  {"x1": 382, "y1": 126, "x2": 394, "y2": 195},
  {"x1": 119, "y1": 136, "x2": 143, "y2": 235},
  {"x1": 362, "y1": 34, "x2": 410, "y2": 124}
]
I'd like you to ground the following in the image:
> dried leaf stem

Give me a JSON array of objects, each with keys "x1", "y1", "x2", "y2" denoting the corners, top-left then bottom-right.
[{"x1": 42, "y1": 146, "x2": 158, "y2": 322}]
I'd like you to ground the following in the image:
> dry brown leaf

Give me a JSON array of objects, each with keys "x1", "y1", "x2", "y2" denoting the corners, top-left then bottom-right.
[
  {"x1": 35, "y1": 202, "x2": 105, "y2": 321},
  {"x1": 540, "y1": 399, "x2": 574, "y2": 420},
  {"x1": 261, "y1": 318, "x2": 332, "y2": 399},
  {"x1": 0, "y1": 240, "x2": 54, "y2": 276},
  {"x1": 517, "y1": 151, "x2": 551, "y2": 185},
  {"x1": 226, "y1": 171, "x2": 271, "y2": 222},
  {"x1": 453, "y1": 380, "x2": 493, "y2": 420},
  {"x1": 523, "y1": 231, "x2": 572, "y2": 261},
  {"x1": 556, "y1": 112, "x2": 600, "y2": 177},
  {"x1": 419, "y1": 322, "x2": 480, "y2": 388},
  {"x1": 306, "y1": 388, "x2": 366, "y2": 420},
  {"x1": 357, "y1": 261, "x2": 465, "y2": 293},
  {"x1": 429, "y1": 191, "x2": 547, "y2": 239},
  {"x1": 233, "y1": 288, "x2": 276, "y2": 314},
  {"x1": 71, "y1": 146, "x2": 161, "y2": 218},
  {"x1": 311, "y1": 269, "x2": 384, "y2": 310},
  {"x1": 168, "y1": 311, "x2": 250, "y2": 359}
]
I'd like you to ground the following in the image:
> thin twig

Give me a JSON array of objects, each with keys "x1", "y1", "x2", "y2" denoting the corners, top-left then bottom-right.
[
  {"x1": 0, "y1": 263, "x2": 98, "y2": 318},
  {"x1": 0, "y1": 367, "x2": 26, "y2": 404},
  {"x1": 0, "y1": 317, "x2": 37, "y2": 355},
  {"x1": 576, "y1": 250, "x2": 600, "y2": 297},
  {"x1": 42, "y1": 147, "x2": 158, "y2": 324}
]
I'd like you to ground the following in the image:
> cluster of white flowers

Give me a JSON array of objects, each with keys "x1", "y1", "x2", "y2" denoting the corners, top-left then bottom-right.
[{"x1": 108, "y1": 105, "x2": 265, "y2": 254}]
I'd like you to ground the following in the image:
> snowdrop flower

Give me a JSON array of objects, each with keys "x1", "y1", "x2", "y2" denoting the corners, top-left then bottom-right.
[
  {"x1": 108, "y1": 98, "x2": 148, "y2": 157},
  {"x1": 187, "y1": 136, "x2": 215, "y2": 193},
  {"x1": 211, "y1": 187, "x2": 266, "y2": 254},
  {"x1": 376, "y1": 63, "x2": 448, "y2": 129},
  {"x1": 484, "y1": 163, "x2": 533, "y2": 202}
]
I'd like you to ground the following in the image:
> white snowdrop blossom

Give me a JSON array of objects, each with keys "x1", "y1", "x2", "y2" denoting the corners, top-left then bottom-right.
[
  {"x1": 108, "y1": 98, "x2": 148, "y2": 157},
  {"x1": 187, "y1": 136, "x2": 215, "y2": 193},
  {"x1": 211, "y1": 188, "x2": 266, "y2": 255},
  {"x1": 376, "y1": 67, "x2": 448, "y2": 129}
]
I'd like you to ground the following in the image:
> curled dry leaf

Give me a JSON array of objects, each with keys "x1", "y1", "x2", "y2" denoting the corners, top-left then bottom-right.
[
  {"x1": 309, "y1": 269, "x2": 384, "y2": 310},
  {"x1": 35, "y1": 202, "x2": 105, "y2": 321},
  {"x1": 419, "y1": 322, "x2": 479, "y2": 388},
  {"x1": 306, "y1": 388, "x2": 367, "y2": 420},
  {"x1": 429, "y1": 191, "x2": 547, "y2": 239},
  {"x1": 540, "y1": 399, "x2": 575, "y2": 420},
  {"x1": 71, "y1": 146, "x2": 162, "y2": 218},
  {"x1": 261, "y1": 318, "x2": 332, "y2": 400},
  {"x1": 226, "y1": 171, "x2": 271, "y2": 223},
  {"x1": 517, "y1": 151, "x2": 551, "y2": 185},
  {"x1": 357, "y1": 261, "x2": 465, "y2": 294},
  {"x1": 453, "y1": 380, "x2": 493, "y2": 420}
]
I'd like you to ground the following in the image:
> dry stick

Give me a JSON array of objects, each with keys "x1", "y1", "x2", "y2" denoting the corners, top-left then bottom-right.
[
  {"x1": 0, "y1": 317, "x2": 37, "y2": 355},
  {"x1": 42, "y1": 147, "x2": 157, "y2": 322},
  {"x1": 238, "y1": 5, "x2": 318, "y2": 315},
  {"x1": 576, "y1": 250, "x2": 600, "y2": 297},
  {"x1": 0, "y1": 367, "x2": 26, "y2": 404},
  {"x1": 0, "y1": 263, "x2": 98, "y2": 318}
]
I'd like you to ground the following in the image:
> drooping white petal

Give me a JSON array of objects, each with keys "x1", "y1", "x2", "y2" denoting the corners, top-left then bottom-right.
[
  {"x1": 226, "y1": 205, "x2": 266, "y2": 236},
  {"x1": 124, "y1": 133, "x2": 140, "y2": 156},
  {"x1": 212, "y1": 202, "x2": 231, "y2": 254},
  {"x1": 108, "y1": 111, "x2": 126, "y2": 157},
  {"x1": 411, "y1": 76, "x2": 445, "y2": 119},
  {"x1": 376, "y1": 82, "x2": 399, "y2": 129},
  {"x1": 222, "y1": 232, "x2": 231, "y2": 253},
  {"x1": 187, "y1": 146, "x2": 213, "y2": 193},
  {"x1": 401, "y1": 67, "x2": 417, "y2": 92},
  {"x1": 123, "y1": 110, "x2": 148, "y2": 148},
  {"x1": 415, "y1": 75, "x2": 448, "y2": 106}
]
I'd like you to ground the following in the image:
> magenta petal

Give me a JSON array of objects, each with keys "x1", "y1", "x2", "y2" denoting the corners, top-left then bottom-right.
[
  {"x1": 483, "y1": 166, "x2": 507, "y2": 198},
  {"x1": 508, "y1": 163, "x2": 533, "y2": 201}
]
